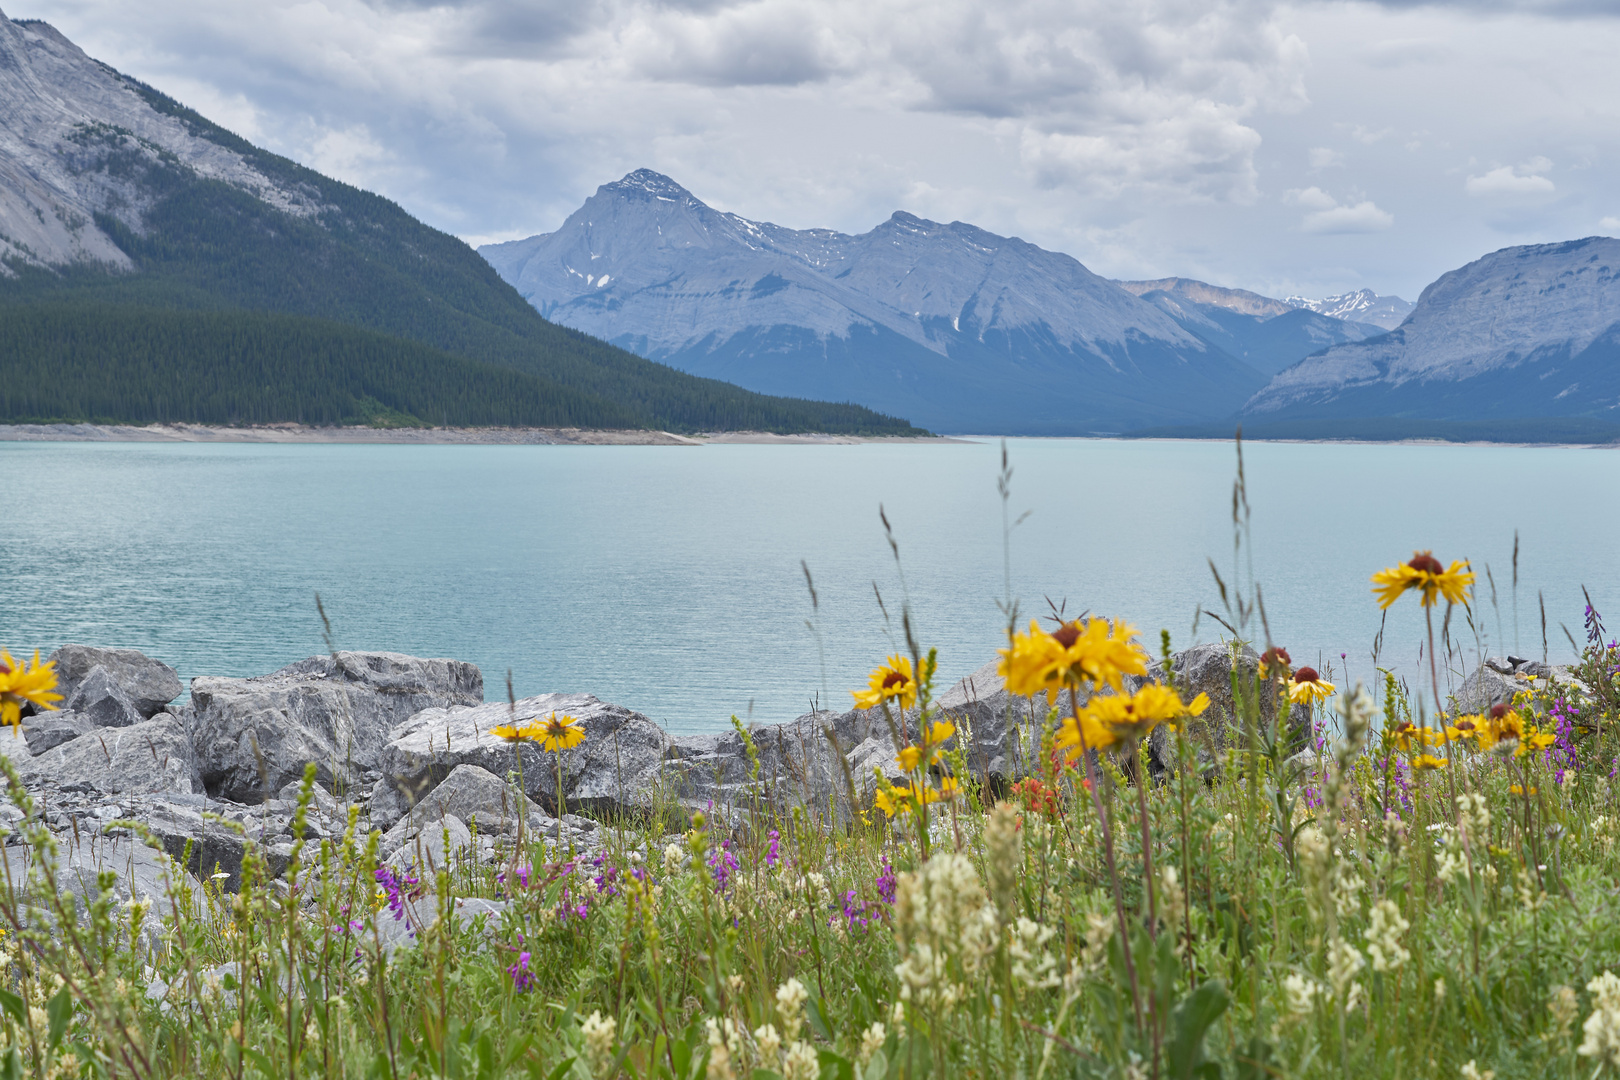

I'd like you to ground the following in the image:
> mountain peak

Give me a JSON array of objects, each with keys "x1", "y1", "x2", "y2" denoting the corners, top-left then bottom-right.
[{"x1": 602, "y1": 169, "x2": 696, "y2": 201}]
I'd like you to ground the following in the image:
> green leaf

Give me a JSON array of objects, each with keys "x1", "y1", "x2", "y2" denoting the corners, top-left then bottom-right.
[
  {"x1": 806, "y1": 997, "x2": 834, "y2": 1043},
  {"x1": 1167, "y1": 981, "x2": 1230, "y2": 1080},
  {"x1": 816, "y1": 1047, "x2": 854, "y2": 1080},
  {"x1": 0, "y1": 988, "x2": 24, "y2": 1027},
  {"x1": 242, "y1": 1046, "x2": 274, "y2": 1076},
  {"x1": 544, "y1": 1056, "x2": 579, "y2": 1080},
  {"x1": 0, "y1": 1048, "x2": 21, "y2": 1080},
  {"x1": 862, "y1": 1049, "x2": 888, "y2": 1080},
  {"x1": 46, "y1": 987, "x2": 71, "y2": 1051}
]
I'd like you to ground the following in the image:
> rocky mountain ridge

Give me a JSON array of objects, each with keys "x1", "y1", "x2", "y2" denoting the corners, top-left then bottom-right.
[
  {"x1": 0, "y1": 12, "x2": 318, "y2": 272},
  {"x1": 1244, "y1": 237, "x2": 1620, "y2": 421},
  {"x1": 481, "y1": 170, "x2": 1268, "y2": 435}
]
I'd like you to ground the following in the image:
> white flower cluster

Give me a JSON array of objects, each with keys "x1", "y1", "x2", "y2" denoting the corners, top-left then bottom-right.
[
  {"x1": 705, "y1": 1018, "x2": 739, "y2": 1080},
  {"x1": 1579, "y1": 971, "x2": 1620, "y2": 1068},
  {"x1": 1281, "y1": 973, "x2": 1323, "y2": 1020},
  {"x1": 581, "y1": 1011, "x2": 617, "y2": 1075},
  {"x1": 1327, "y1": 936, "x2": 1365, "y2": 1012},
  {"x1": 1363, "y1": 899, "x2": 1411, "y2": 972},
  {"x1": 891, "y1": 853, "x2": 998, "y2": 1011},
  {"x1": 1009, "y1": 917, "x2": 1061, "y2": 991},
  {"x1": 752, "y1": 978, "x2": 818, "y2": 1080},
  {"x1": 858, "y1": 1023, "x2": 886, "y2": 1066},
  {"x1": 1456, "y1": 793, "x2": 1491, "y2": 844},
  {"x1": 1459, "y1": 1060, "x2": 1495, "y2": 1080},
  {"x1": 663, "y1": 843, "x2": 687, "y2": 877}
]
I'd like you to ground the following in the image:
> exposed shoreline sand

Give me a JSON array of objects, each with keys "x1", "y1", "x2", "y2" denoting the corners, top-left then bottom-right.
[{"x1": 0, "y1": 422, "x2": 958, "y2": 445}]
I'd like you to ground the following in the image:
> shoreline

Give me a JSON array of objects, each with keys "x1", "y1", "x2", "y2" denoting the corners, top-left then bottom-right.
[
  {"x1": 0, "y1": 422, "x2": 955, "y2": 446},
  {"x1": 3, "y1": 422, "x2": 1611, "y2": 449}
]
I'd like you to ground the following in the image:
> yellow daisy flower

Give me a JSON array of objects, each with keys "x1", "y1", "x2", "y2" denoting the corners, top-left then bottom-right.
[
  {"x1": 896, "y1": 745, "x2": 923, "y2": 772},
  {"x1": 1054, "y1": 682, "x2": 1208, "y2": 761},
  {"x1": 1258, "y1": 646, "x2": 1292, "y2": 681},
  {"x1": 491, "y1": 721, "x2": 543, "y2": 742},
  {"x1": 1371, "y1": 551, "x2": 1475, "y2": 610},
  {"x1": 537, "y1": 712, "x2": 586, "y2": 753},
  {"x1": 852, "y1": 655, "x2": 918, "y2": 711},
  {"x1": 873, "y1": 785, "x2": 912, "y2": 818},
  {"x1": 998, "y1": 618, "x2": 1147, "y2": 703},
  {"x1": 0, "y1": 650, "x2": 63, "y2": 731},
  {"x1": 1288, "y1": 666, "x2": 1336, "y2": 705},
  {"x1": 1409, "y1": 753, "x2": 1448, "y2": 771}
]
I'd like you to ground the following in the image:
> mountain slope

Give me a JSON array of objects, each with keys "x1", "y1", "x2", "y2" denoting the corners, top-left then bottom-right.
[
  {"x1": 1283, "y1": 289, "x2": 1412, "y2": 330},
  {"x1": 1244, "y1": 237, "x2": 1620, "y2": 422},
  {"x1": 1132, "y1": 288, "x2": 1386, "y2": 375},
  {"x1": 1115, "y1": 278, "x2": 1294, "y2": 318},
  {"x1": 481, "y1": 171, "x2": 1267, "y2": 434},
  {"x1": 0, "y1": 12, "x2": 917, "y2": 435}
]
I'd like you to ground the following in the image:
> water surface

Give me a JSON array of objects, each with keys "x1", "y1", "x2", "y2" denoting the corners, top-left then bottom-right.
[{"x1": 5, "y1": 437, "x2": 1615, "y2": 732}]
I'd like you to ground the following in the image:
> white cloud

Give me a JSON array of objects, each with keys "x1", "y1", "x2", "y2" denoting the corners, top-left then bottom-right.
[
  {"x1": 1308, "y1": 147, "x2": 1343, "y2": 168},
  {"x1": 1601, "y1": 216, "x2": 1620, "y2": 233},
  {"x1": 1286, "y1": 186, "x2": 1394, "y2": 233},
  {"x1": 1465, "y1": 158, "x2": 1556, "y2": 195}
]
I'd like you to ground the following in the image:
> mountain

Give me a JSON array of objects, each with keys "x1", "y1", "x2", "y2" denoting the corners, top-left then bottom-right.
[
  {"x1": 1283, "y1": 289, "x2": 1413, "y2": 330},
  {"x1": 1124, "y1": 286, "x2": 1386, "y2": 376},
  {"x1": 1116, "y1": 278, "x2": 1293, "y2": 319},
  {"x1": 1244, "y1": 237, "x2": 1620, "y2": 423},
  {"x1": 0, "y1": 12, "x2": 915, "y2": 435},
  {"x1": 480, "y1": 171, "x2": 1267, "y2": 435}
]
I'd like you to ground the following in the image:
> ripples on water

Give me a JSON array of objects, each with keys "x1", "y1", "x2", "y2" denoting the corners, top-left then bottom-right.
[{"x1": 5, "y1": 436, "x2": 1615, "y2": 732}]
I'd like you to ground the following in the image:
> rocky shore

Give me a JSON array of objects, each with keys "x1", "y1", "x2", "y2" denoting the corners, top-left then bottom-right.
[{"x1": 2, "y1": 641, "x2": 1543, "y2": 910}]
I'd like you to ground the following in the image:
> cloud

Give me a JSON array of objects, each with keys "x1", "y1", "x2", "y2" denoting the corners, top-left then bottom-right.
[
  {"x1": 1602, "y1": 216, "x2": 1620, "y2": 233},
  {"x1": 1361, "y1": 0, "x2": 1620, "y2": 17},
  {"x1": 1286, "y1": 186, "x2": 1394, "y2": 233},
  {"x1": 1308, "y1": 147, "x2": 1343, "y2": 168},
  {"x1": 1465, "y1": 157, "x2": 1555, "y2": 195}
]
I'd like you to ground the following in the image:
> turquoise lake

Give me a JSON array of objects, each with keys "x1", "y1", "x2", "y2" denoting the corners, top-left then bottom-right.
[{"x1": 5, "y1": 437, "x2": 1616, "y2": 733}]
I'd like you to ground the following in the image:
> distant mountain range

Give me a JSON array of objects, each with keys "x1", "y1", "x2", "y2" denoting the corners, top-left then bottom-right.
[
  {"x1": 488, "y1": 170, "x2": 1619, "y2": 440},
  {"x1": 1244, "y1": 237, "x2": 1620, "y2": 424},
  {"x1": 482, "y1": 171, "x2": 1279, "y2": 435},
  {"x1": 0, "y1": 12, "x2": 914, "y2": 435}
]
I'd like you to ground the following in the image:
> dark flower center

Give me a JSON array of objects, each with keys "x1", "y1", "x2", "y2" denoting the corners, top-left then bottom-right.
[
  {"x1": 1407, "y1": 552, "x2": 1444, "y2": 575},
  {"x1": 1262, "y1": 646, "x2": 1291, "y2": 666},
  {"x1": 881, "y1": 671, "x2": 910, "y2": 690},
  {"x1": 1490, "y1": 703, "x2": 1508, "y2": 719},
  {"x1": 1294, "y1": 666, "x2": 1320, "y2": 684},
  {"x1": 1454, "y1": 720, "x2": 1476, "y2": 731},
  {"x1": 1051, "y1": 622, "x2": 1081, "y2": 649}
]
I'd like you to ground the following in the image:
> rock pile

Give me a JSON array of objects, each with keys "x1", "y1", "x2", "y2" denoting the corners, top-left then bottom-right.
[{"x1": 6, "y1": 639, "x2": 1537, "y2": 902}]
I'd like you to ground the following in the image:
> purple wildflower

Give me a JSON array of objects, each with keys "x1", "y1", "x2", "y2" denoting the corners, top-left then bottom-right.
[
  {"x1": 765, "y1": 830, "x2": 781, "y2": 869},
  {"x1": 507, "y1": 951, "x2": 534, "y2": 991},
  {"x1": 709, "y1": 840, "x2": 740, "y2": 891},
  {"x1": 876, "y1": 859, "x2": 897, "y2": 905},
  {"x1": 592, "y1": 852, "x2": 621, "y2": 897},
  {"x1": 374, "y1": 866, "x2": 419, "y2": 922}
]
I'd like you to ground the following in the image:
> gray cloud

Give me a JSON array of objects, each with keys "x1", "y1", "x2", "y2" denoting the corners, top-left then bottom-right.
[{"x1": 9, "y1": 0, "x2": 1620, "y2": 302}]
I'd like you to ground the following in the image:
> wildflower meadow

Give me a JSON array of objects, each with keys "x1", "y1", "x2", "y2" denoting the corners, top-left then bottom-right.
[{"x1": 2, "y1": 443, "x2": 1620, "y2": 1080}]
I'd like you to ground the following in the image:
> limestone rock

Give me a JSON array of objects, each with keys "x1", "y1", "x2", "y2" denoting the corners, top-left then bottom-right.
[
  {"x1": 4, "y1": 837, "x2": 203, "y2": 922},
  {"x1": 378, "y1": 763, "x2": 542, "y2": 838},
  {"x1": 190, "y1": 652, "x2": 483, "y2": 804},
  {"x1": 46, "y1": 646, "x2": 182, "y2": 719},
  {"x1": 62, "y1": 666, "x2": 146, "y2": 728},
  {"x1": 1452, "y1": 665, "x2": 1524, "y2": 714},
  {"x1": 21, "y1": 711, "x2": 93, "y2": 755},
  {"x1": 24, "y1": 714, "x2": 201, "y2": 795},
  {"x1": 377, "y1": 693, "x2": 667, "y2": 820}
]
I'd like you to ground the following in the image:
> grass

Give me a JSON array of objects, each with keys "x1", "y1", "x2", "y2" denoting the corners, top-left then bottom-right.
[{"x1": 3, "y1": 445, "x2": 1619, "y2": 1080}]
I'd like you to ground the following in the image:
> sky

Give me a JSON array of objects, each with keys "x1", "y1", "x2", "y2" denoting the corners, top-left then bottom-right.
[{"x1": 14, "y1": 0, "x2": 1620, "y2": 301}]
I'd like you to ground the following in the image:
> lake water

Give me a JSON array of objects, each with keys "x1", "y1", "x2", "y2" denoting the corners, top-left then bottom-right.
[{"x1": 4, "y1": 437, "x2": 1616, "y2": 733}]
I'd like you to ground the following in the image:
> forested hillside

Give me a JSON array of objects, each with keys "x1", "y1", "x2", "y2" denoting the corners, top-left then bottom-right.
[{"x1": 0, "y1": 18, "x2": 920, "y2": 435}]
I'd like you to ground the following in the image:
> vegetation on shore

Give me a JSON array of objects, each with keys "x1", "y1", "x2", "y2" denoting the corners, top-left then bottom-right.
[{"x1": 2, "y1": 449, "x2": 1619, "y2": 1080}]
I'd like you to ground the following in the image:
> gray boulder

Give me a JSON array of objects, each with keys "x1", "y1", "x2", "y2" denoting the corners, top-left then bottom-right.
[
  {"x1": 385, "y1": 813, "x2": 474, "y2": 875},
  {"x1": 45, "y1": 645, "x2": 181, "y2": 719},
  {"x1": 377, "y1": 693, "x2": 668, "y2": 821},
  {"x1": 1452, "y1": 664, "x2": 1525, "y2": 713},
  {"x1": 373, "y1": 763, "x2": 543, "y2": 836},
  {"x1": 62, "y1": 666, "x2": 146, "y2": 728},
  {"x1": 1144, "y1": 642, "x2": 1311, "y2": 776},
  {"x1": 3, "y1": 837, "x2": 203, "y2": 923},
  {"x1": 20, "y1": 711, "x2": 94, "y2": 755},
  {"x1": 24, "y1": 714, "x2": 201, "y2": 795},
  {"x1": 190, "y1": 652, "x2": 483, "y2": 804}
]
